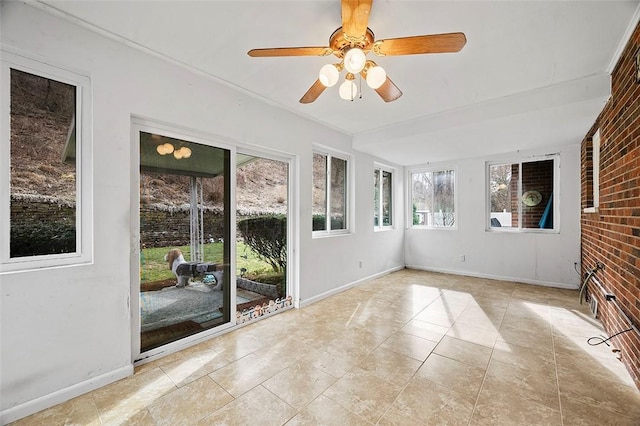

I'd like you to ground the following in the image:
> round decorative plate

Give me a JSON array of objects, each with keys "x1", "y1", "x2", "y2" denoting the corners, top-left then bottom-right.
[{"x1": 522, "y1": 190, "x2": 542, "y2": 207}]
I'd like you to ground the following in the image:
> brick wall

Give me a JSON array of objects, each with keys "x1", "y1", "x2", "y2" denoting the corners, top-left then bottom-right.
[
  {"x1": 509, "y1": 160, "x2": 554, "y2": 228},
  {"x1": 581, "y1": 21, "x2": 640, "y2": 390}
]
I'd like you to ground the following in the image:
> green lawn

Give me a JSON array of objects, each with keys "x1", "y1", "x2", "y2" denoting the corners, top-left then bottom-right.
[{"x1": 140, "y1": 242, "x2": 275, "y2": 284}]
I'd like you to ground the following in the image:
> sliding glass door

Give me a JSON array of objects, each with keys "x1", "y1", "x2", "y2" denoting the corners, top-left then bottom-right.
[{"x1": 138, "y1": 131, "x2": 231, "y2": 353}]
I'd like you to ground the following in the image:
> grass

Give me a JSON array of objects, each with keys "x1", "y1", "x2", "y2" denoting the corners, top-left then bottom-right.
[{"x1": 140, "y1": 242, "x2": 277, "y2": 284}]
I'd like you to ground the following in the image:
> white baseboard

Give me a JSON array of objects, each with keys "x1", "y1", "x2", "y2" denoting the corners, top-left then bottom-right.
[
  {"x1": 405, "y1": 264, "x2": 579, "y2": 290},
  {"x1": 299, "y1": 265, "x2": 405, "y2": 308},
  {"x1": 1, "y1": 365, "x2": 133, "y2": 425}
]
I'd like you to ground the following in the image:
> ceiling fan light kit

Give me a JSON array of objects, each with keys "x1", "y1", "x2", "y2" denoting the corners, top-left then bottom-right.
[
  {"x1": 319, "y1": 63, "x2": 340, "y2": 87},
  {"x1": 247, "y1": 0, "x2": 466, "y2": 104}
]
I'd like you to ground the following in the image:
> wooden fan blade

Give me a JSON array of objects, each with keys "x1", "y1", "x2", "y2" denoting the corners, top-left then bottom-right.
[
  {"x1": 300, "y1": 80, "x2": 327, "y2": 104},
  {"x1": 248, "y1": 47, "x2": 332, "y2": 57},
  {"x1": 374, "y1": 77, "x2": 402, "y2": 102},
  {"x1": 341, "y1": 0, "x2": 373, "y2": 39},
  {"x1": 374, "y1": 32, "x2": 467, "y2": 56}
]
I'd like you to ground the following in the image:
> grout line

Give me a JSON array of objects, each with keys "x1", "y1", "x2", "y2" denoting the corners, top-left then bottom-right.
[{"x1": 551, "y1": 321, "x2": 565, "y2": 426}]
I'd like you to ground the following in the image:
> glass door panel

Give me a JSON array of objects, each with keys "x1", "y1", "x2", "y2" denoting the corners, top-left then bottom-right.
[
  {"x1": 235, "y1": 155, "x2": 291, "y2": 323},
  {"x1": 138, "y1": 132, "x2": 230, "y2": 352}
]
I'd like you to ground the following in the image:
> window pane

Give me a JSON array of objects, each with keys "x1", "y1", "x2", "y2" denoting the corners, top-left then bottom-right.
[
  {"x1": 433, "y1": 170, "x2": 455, "y2": 227},
  {"x1": 10, "y1": 69, "x2": 77, "y2": 257},
  {"x1": 374, "y1": 169, "x2": 380, "y2": 226},
  {"x1": 312, "y1": 153, "x2": 327, "y2": 231},
  {"x1": 382, "y1": 170, "x2": 392, "y2": 226},
  {"x1": 411, "y1": 172, "x2": 433, "y2": 226},
  {"x1": 522, "y1": 159, "x2": 554, "y2": 229},
  {"x1": 489, "y1": 164, "x2": 514, "y2": 228},
  {"x1": 330, "y1": 156, "x2": 347, "y2": 230}
]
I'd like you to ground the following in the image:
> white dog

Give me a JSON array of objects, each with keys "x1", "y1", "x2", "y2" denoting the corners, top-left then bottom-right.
[
  {"x1": 164, "y1": 248, "x2": 224, "y2": 290},
  {"x1": 164, "y1": 248, "x2": 190, "y2": 287}
]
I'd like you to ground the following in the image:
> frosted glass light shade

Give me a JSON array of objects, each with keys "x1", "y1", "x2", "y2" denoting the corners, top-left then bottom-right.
[
  {"x1": 319, "y1": 64, "x2": 339, "y2": 87},
  {"x1": 366, "y1": 66, "x2": 386, "y2": 89},
  {"x1": 339, "y1": 79, "x2": 358, "y2": 100},
  {"x1": 344, "y1": 48, "x2": 366, "y2": 73},
  {"x1": 156, "y1": 143, "x2": 174, "y2": 155}
]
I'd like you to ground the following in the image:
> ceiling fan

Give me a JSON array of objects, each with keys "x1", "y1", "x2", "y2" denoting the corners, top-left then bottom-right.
[{"x1": 247, "y1": 0, "x2": 466, "y2": 104}]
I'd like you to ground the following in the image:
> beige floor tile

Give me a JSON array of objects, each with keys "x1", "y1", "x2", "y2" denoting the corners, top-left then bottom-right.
[
  {"x1": 198, "y1": 385, "x2": 295, "y2": 425},
  {"x1": 415, "y1": 353, "x2": 486, "y2": 402},
  {"x1": 91, "y1": 367, "x2": 176, "y2": 425},
  {"x1": 358, "y1": 346, "x2": 423, "y2": 387},
  {"x1": 160, "y1": 348, "x2": 229, "y2": 387},
  {"x1": 102, "y1": 408, "x2": 155, "y2": 426},
  {"x1": 482, "y1": 359, "x2": 560, "y2": 411},
  {"x1": 208, "y1": 351, "x2": 285, "y2": 397},
  {"x1": 262, "y1": 360, "x2": 336, "y2": 410},
  {"x1": 303, "y1": 341, "x2": 369, "y2": 378},
  {"x1": 147, "y1": 376, "x2": 233, "y2": 425},
  {"x1": 380, "y1": 331, "x2": 438, "y2": 361},
  {"x1": 10, "y1": 393, "x2": 101, "y2": 426},
  {"x1": 323, "y1": 368, "x2": 403, "y2": 424},
  {"x1": 377, "y1": 405, "x2": 425, "y2": 426},
  {"x1": 470, "y1": 385, "x2": 562, "y2": 425},
  {"x1": 285, "y1": 395, "x2": 371, "y2": 426},
  {"x1": 433, "y1": 336, "x2": 493, "y2": 369},
  {"x1": 557, "y1": 364, "x2": 640, "y2": 419},
  {"x1": 393, "y1": 375, "x2": 475, "y2": 425},
  {"x1": 560, "y1": 395, "x2": 640, "y2": 426},
  {"x1": 399, "y1": 318, "x2": 449, "y2": 342},
  {"x1": 497, "y1": 322, "x2": 554, "y2": 350},
  {"x1": 491, "y1": 340, "x2": 556, "y2": 373},
  {"x1": 330, "y1": 326, "x2": 389, "y2": 353},
  {"x1": 414, "y1": 307, "x2": 459, "y2": 327},
  {"x1": 446, "y1": 322, "x2": 499, "y2": 348}
]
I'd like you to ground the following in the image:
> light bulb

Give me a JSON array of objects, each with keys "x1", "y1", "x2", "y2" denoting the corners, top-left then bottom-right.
[
  {"x1": 344, "y1": 48, "x2": 366, "y2": 73},
  {"x1": 339, "y1": 79, "x2": 358, "y2": 100},
  {"x1": 174, "y1": 149, "x2": 183, "y2": 160},
  {"x1": 163, "y1": 143, "x2": 174, "y2": 154},
  {"x1": 156, "y1": 144, "x2": 165, "y2": 155},
  {"x1": 366, "y1": 65, "x2": 386, "y2": 89},
  {"x1": 319, "y1": 64, "x2": 339, "y2": 87},
  {"x1": 181, "y1": 147, "x2": 192, "y2": 159}
]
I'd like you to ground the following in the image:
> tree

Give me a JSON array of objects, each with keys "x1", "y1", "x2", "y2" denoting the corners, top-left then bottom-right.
[{"x1": 237, "y1": 215, "x2": 286, "y2": 272}]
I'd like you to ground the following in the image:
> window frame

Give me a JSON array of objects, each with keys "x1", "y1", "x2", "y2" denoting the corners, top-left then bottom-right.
[
  {"x1": 408, "y1": 166, "x2": 458, "y2": 230},
  {"x1": 312, "y1": 145, "x2": 351, "y2": 237},
  {"x1": 486, "y1": 155, "x2": 560, "y2": 233},
  {"x1": 584, "y1": 130, "x2": 600, "y2": 213},
  {"x1": 1, "y1": 49, "x2": 93, "y2": 272},
  {"x1": 374, "y1": 163, "x2": 394, "y2": 231}
]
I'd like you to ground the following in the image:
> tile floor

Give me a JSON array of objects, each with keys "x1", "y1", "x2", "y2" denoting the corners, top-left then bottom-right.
[{"x1": 11, "y1": 270, "x2": 640, "y2": 425}]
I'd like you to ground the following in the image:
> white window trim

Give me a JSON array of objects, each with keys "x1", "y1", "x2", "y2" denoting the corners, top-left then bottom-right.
[
  {"x1": 407, "y1": 166, "x2": 458, "y2": 230},
  {"x1": 0, "y1": 50, "x2": 93, "y2": 273},
  {"x1": 312, "y1": 145, "x2": 352, "y2": 238},
  {"x1": 584, "y1": 130, "x2": 600, "y2": 213},
  {"x1": 486, "y1": 154, "x2": 560, "y2": 233},
  {"x1": 374, "y1": 163, "x2": 395, "y2": 231}
]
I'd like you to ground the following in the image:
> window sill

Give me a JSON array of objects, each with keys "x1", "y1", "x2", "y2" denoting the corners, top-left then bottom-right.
[
  {"x1": 408, "y1": 226, "x2": 457, "y2": 231},
  {"x1": 312, "y1": 230, "x2": 352, "y2": 239},
  {"x1": 374, "y1": 226, "x2": 394, "y2": 232},
  {"x1": 583, "y1": 207, "x2": 599, "y2": 213}
]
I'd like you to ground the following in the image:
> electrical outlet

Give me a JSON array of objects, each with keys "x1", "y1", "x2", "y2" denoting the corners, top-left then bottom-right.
[
  {"x1": 460, "y1": 255, "x2": 465, "y2": 262},
  {"x1": 358, "y1": 260, "x2": 363, "y2": 268}
]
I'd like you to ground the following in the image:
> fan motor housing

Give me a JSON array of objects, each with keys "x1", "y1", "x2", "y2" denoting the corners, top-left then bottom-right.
[{"x1": 329, "y1": 27, "x2": 375, "y2": 57}]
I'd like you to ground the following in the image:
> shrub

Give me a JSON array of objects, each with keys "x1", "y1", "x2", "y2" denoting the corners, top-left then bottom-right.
[
  {"x1": 312, "y1": 214, "x2": 344, "y2": 231},
  {"x1": 237, "y1": 215, "x2": 286, "y2": 272},
  {"x1": 10, "y1": 221, "x2": 76, "y2": 257}
]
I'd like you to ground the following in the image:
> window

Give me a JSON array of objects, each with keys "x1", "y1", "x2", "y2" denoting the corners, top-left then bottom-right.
[
  {"x1": 312, "y1": 149, "x2": 349, "y2": 235},
  {"x1": 1, "y1": 51, "x2": 92, "y2": 271},
  {"x1": 488, "y1": 156, "x2": 557, "y2": 231},
  {"x1": 374, "y1": 165, "x2": 393, "y2": 229},
  {"x1": 584, "y1": 130, "x2": 600, "y2": 213},
  {"x1": 410, "y1": 169, "x2": 456, "y2": 228}
]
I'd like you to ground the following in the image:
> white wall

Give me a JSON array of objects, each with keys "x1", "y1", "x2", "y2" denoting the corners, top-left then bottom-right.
[
  {"x1": 405, "y1": 144, "x2": 581, "y2": 288},
  {"x1": 0, "y1": 3, "x2": 404, "y2": 422}
]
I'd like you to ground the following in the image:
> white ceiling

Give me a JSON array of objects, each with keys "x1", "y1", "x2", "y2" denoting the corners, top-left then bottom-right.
[{"x1": 39, "y1": 0, "x2": 639, "y2": 165}]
